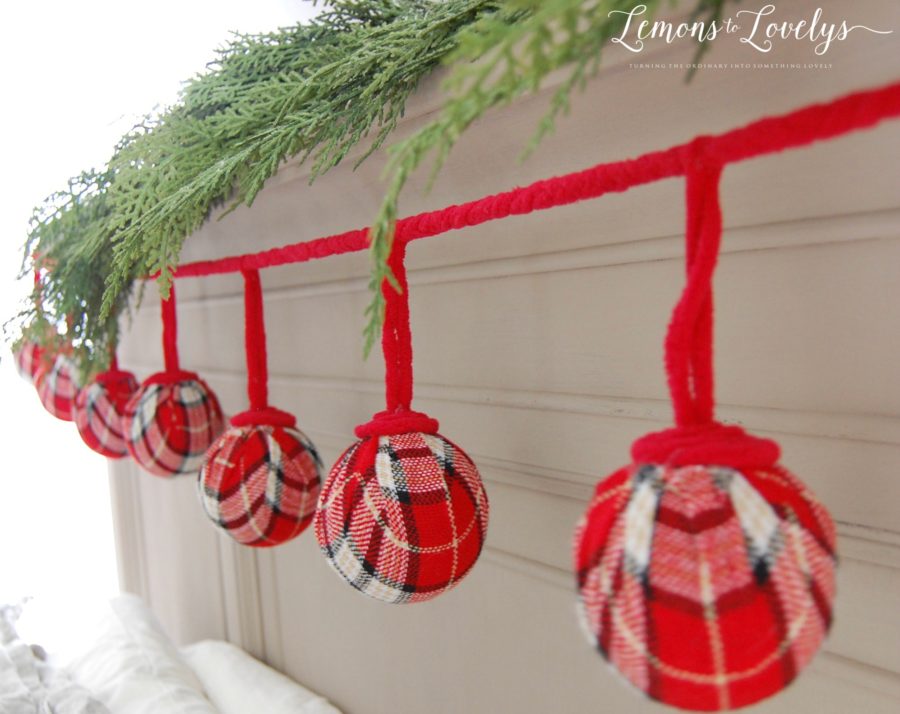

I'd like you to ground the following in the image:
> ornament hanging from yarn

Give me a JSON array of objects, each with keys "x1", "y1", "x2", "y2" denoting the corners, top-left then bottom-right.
[
  {"x1": 572, "y1": 152, "x2": 836, "y2": 711},
  {"x1": 315, "y1": 242, "x2": 489, "y2": 603},
  {"x1": 13, "y1": 267, "x2": 46, "y2": 383},
  {"x1": 73, "y1": 357, "x2": 139, "y2": 458},
  {"x1": 34, "y1": 353, "x2": 80, "y2": 422},
  {"x1": 123, "y1": 287, "x2": 224, "y2": 477},
  {"x1": 13, "y1": 340, "x2": 44, "y2": 382},
  {"x1": 199, "y1": 270, "x2": 322, "y2": 547}
]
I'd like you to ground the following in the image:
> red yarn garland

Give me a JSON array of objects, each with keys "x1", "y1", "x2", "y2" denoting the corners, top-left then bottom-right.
[{"x1": 162, "y1": 81, "x2": 900, "y2": 282}]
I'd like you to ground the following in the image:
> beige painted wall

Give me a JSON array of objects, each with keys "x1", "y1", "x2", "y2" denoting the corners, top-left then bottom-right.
[{"x1": 110, "y1": 1, "x2": 900, "y2": 711}]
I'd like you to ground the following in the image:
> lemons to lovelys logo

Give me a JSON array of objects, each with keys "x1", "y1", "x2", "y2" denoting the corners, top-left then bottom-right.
[{"x1": 610, "y1": 3, "x2": 892, "y2": 56}]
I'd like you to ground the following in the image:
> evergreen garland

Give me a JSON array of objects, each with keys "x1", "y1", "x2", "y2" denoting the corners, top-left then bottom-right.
[{"x1": 15, "y1": 0, "x2": 730, "y2": 372}]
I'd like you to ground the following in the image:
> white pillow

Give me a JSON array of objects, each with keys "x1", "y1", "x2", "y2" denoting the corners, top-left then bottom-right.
[
  {"x1": 65, "y1": 595, "x2": 218, "y2": 714},
  {"x1": 181, "y1": 640, "x2": 342, "y2": 714}
]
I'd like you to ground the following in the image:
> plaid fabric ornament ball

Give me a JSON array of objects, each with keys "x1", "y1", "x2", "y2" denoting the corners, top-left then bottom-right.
[
  {"x1": 74, "y1": 369, "x2": 139, "y2": 458},
  {"x1": 124, "y1": 371, "x2": 224, "y2": 477},
  {"x1": 315, "y1": 427, "x2": 489, "y2": 604},
  {"x1": 573, "y1": 425, "x2": 836, "y2": 711},
  {"x1": 34, "y1": 354, "x2": 79, "y2": 421},
  {"x1": 13, "y1": 341, "x2": 43, "y2": 382},
  {"x1": 199, "y1": 415, "x2": 323, "y2": 547}
]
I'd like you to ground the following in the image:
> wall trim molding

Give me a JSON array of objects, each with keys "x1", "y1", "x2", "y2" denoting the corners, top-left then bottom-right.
[
  {"x1": 216, "y1": 536, "x2": 266, "y2": 660},
  {"x1": 107, "y1": 462, "x2": 151, "y2": 600}
]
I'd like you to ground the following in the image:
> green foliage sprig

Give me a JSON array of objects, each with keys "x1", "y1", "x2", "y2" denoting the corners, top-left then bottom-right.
[
  {"x1": 364, "y1": 0, "x2": 736, "y2": 352},
  {"x1": 101, "y1": 0, "x2": 503, "y2": 319},
  {"x1": 16, "y1": 0, "x2": 730, "y2": 373}
]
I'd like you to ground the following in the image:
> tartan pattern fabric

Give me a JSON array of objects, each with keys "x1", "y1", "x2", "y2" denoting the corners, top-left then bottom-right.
[
  {"x1": 34, "y1": 355, "x2": 79, "y2": 422},
  {"x1": 73, "y1": 374, "x2": 139, "y2": 458},
  {"x1": 574, "y1": 462, "x2": 836, "y2": 711},
  {"x1": 13, "y1": 341, "x2": 43, "y2": 381},
  {"x1": 315, "y1": 431, "x2": 489, "y2": 604},
  {"x1": 123, "y1": 377, "x2": 224, "y2": 478},
  {"x1": 199, "y1": 424, "x2": 323, "y2": 547}
]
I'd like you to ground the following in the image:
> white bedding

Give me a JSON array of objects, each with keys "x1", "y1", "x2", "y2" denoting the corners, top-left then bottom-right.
[
  {"x1": 63, "y1": 596, "x2": 217, "y2": 714},
  {"x1": 1, "y1": 596, "x2": 343, "y2": 714},
  {"x1": 1, "y1": 604, "x2": 110, "y2": 714},
  {"x1": 182, "y1": 641, "x2": 342, "y2": 714}
]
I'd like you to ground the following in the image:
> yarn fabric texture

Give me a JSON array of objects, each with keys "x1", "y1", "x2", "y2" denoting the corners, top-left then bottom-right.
[
  {"x1": 74, "y1": 368, "x2": 139, "y2": 458},
  {"x1": 13, "y1": 341, "x2": 43, "y2": 382},
  {"x1": 34, "y1": 354, "x2": 79, "y2": 421},
  {"x1": 315, "y1": 430, "x2": 489, "y2": 603},
  {"x1": 573, "y1": 446, "x2": 836, "y2": 710},
  {"x1": 123, "y1": 371, "x2": 224, "y2": 477},
  {"x1": 200, "y1": 421, "x2": 323, "y2": 547}
]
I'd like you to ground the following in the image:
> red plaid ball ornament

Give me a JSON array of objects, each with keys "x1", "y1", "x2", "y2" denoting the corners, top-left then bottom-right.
[
  {"x1": 73, "y1": 369, "x2": 139, "y2": 458},
  {"x1": 13, "y1": 341, "x2": 44, "y2": 382},
  {"x1": 574, "y1": 425, "x2": 836, "y2": 711},
  {"x1": 124, "y1": 370, "x2": 225, "y2": 477},
  {"x1": 199, "y1": 409, "x2": 323, "y2": 547},
  {"x1": 34, "y1": 354, "x2": 79, "y2": 421},
  {"x1": 315, "y1": 412, "x2": 489, "y2": 604}
]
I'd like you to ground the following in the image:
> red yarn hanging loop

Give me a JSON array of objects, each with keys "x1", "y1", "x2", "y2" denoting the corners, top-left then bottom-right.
[
  {"x1": 95, "y1": 348, "x2": 135, "y2": 387},
  {"x1": 383, "y1": 240, "x2": 413, "y2": 413},
  {"x1": 147, "y1": 286, "x2": 197, "y2": 384},
  {"x1": 242, "y1": 269, "x2": 269, "y2": 412},
  {"x1": 664, "y1": 141, "x2": 723, "y2": 428},
  {"x1": 355, "y1": 240, "x2": 439, "y2": 438},
  {"x1": 641, "y1": 140, "x2": 781, "y2": 468},
  {"x1": 161, "y1": 286, "x2": 181, "y2": 373},
  {"x1": 229, "y1": 268, "x2": 297, "y2": 428}
]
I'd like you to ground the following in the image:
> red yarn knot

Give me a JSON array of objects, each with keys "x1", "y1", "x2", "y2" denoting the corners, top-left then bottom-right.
[
  {"x1": 143, "y1": 369, "x2": 200, "y2": 386},
  {"x1": 230, "y1": 407, "x2": 297, "y2": 428},
  {"x1": 681, "y1": 135, "x2": 722, "y2": 173},
  {"x1": 354, "y1": 410, "x2": 440, "y2": 439},
  {"x1": 631, "y1": 422, "x2": 780, "y2": 470},
  {"x1": 94, "y1": 368, "x2": 138, "y2": 407},
  {"x1": 95, "y1": 369, "x2": 137, "y2": 388}
]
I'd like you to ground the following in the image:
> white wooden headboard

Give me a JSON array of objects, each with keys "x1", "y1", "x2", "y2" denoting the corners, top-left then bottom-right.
[{"x1": 109, "y1": 1, "x2": 900, "y2": 711}]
